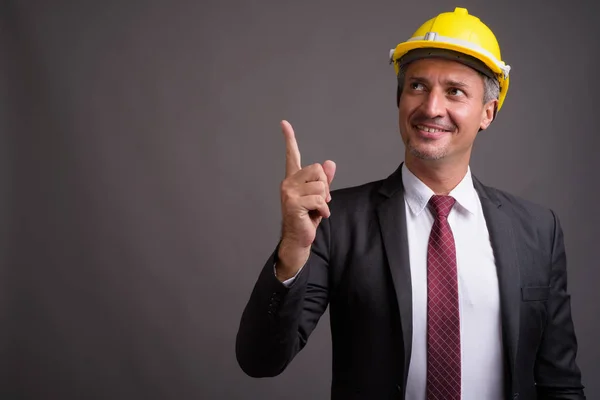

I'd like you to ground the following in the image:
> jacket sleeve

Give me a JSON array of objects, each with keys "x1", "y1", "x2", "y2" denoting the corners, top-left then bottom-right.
[
  {"x1": 235, "y1": 216, "x2": 331, "y2": 378},
  {"x1": 534, "y1": 210, "x2": 586, "y2": 399}
]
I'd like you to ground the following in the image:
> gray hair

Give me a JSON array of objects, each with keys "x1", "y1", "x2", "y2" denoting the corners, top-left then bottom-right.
[{"x1": 397, "y1": 64, "x2": 500, "y2": 105}]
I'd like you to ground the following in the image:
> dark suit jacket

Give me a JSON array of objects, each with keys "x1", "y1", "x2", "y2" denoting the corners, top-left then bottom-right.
[{"x1": 236, "y1": 164, "x2": 585, "y2": 399}]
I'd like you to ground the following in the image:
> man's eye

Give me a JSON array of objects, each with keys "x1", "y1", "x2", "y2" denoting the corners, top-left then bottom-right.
[
  {"x1": 448, "y1": 88, "x2": 465, "y2": 96},
  {"x1": 410, "y1": 82, "x2": 425, "y2": 91}
]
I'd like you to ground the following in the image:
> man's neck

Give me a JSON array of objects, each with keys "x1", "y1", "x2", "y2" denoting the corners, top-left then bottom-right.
[{"x1": 404, "y1": 157, "x2": 469, "y2": 195}]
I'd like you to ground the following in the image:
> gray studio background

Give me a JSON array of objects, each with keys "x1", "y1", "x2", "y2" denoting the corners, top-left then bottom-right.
[{"x1": 2, "y1": 0, "x2": 599, "y2": 399}]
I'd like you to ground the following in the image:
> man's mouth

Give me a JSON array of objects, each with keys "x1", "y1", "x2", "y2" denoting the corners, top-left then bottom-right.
[{"x1": 414, "y1": 124, "x2": 451, "y2": 133}]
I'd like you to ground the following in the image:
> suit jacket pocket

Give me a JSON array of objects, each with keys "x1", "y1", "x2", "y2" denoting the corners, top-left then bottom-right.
[{"x1": 521, "y1": 286, "x2": 550, "y2": 301}]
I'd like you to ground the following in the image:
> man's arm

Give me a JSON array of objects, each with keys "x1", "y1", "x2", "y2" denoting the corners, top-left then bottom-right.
[
  {"x1": 235, "y1": 217, "x2": 330, "y2": 377},
  {"x1": 235, "y1": 119, "x2": 335, "y2": 378},
  {"x1": 534, "y1": 210, "x2": 585, "y2": 399}
]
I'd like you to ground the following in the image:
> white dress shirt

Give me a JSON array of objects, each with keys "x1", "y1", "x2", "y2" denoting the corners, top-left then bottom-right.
[
  {"x1": 402, "y1": 164, "x2": 503, "y2": 400},
  {"x1": 278, "y1": 164, "x2": 504, "y2": 399}
]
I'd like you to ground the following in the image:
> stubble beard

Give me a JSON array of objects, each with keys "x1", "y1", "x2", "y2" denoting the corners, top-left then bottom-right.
[{"x1": 407, "y1": 139, "x2": 449, "y2": 161}]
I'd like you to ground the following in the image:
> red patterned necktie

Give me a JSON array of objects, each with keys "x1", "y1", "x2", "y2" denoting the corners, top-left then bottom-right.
[{"x1": 427, "y1": 195, "x2": 461, "y2": 400}]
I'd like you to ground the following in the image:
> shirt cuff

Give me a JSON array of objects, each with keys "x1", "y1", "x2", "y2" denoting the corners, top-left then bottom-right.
[{"x1": 274, "y1": 264, "x2": 303, "y2": 287}]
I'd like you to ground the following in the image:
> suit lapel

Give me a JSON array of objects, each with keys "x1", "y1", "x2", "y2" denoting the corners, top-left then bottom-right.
[
  {"x1": 376, "y1": 164, "x2": 413, "y2": 392},
  {"x1": 473, "y1": 177, "x2": 520, "y2": 392}
]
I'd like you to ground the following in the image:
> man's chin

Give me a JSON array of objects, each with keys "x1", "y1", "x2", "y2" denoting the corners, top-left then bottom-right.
[{"x1": 408, "y1": 145, "x2": 447, "y2": 161}]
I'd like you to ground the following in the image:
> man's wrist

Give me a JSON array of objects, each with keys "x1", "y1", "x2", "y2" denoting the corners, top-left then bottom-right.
[{"x1": 275, "y1": 240, "x2": 310, "y2": 282}]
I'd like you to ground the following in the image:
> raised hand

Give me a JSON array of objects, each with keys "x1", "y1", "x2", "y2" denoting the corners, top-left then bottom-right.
[{"x1": 276, "y1": 120, "x2": 336, "y2": 280}]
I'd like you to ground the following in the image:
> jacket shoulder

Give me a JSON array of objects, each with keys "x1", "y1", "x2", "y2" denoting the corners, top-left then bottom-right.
[
  {"x1": 329, "y1": 178, "x2": 387, "y2": 213},
  {"x1": 479, "y1": 182, "x2": 559, "y2": 233}
]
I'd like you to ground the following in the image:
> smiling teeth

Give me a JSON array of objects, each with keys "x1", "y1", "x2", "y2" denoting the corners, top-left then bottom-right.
[{"x1": 417, "y1": 125, "x2": 446, "y2": 133}]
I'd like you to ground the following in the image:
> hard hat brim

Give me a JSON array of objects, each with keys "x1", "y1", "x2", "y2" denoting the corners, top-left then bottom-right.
[{"x1": 397, "y1": 48, "x2": 497, "y2": 81}]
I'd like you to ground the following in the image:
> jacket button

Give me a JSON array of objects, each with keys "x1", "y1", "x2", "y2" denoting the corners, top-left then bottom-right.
[{"x1": 396, "y1": 384, "x2": 403, "y2": 399}]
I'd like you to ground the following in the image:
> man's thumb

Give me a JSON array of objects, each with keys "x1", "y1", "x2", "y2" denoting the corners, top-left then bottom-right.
[{"x1": 323, "y1": 160, "x2": 336, "y2": 185}]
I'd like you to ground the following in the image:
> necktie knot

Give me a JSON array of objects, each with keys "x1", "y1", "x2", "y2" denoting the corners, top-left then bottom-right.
[{"x1": 428, "y1": 195, "x2": 456, "y2": 219}]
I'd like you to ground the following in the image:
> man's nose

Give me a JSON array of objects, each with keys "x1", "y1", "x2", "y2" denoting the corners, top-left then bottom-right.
[{"x1": 420, "y1": 88, "x2": 447, "y2": 119}]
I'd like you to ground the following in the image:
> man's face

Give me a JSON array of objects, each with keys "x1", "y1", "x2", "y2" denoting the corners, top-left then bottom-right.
[{"x1": 398, "y1": 58, "x2": 496, "y2": 163}]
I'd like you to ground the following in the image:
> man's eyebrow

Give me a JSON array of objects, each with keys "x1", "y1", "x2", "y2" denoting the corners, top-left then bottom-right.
[
  {"x1": 444, "y1": 79, "x2": 471, "y2": 88},
  {"x1": 407, "y1": 75, "x2": 430, "y2": 84}
]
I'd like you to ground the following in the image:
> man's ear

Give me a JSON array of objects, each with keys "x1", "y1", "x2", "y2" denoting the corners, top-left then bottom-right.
[{"x1": 480, "y1": 99, "x2": 498, "y2": 130}]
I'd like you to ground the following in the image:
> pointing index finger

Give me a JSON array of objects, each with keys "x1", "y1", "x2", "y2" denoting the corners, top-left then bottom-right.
[{"x1": 282, "y1": 120, "x2": 301, "y2": 177}]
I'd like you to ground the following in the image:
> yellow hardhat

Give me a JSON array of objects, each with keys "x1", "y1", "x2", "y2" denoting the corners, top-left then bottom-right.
[{"x1": 390, "y1": 7, "x2": 511, "y2": 112}]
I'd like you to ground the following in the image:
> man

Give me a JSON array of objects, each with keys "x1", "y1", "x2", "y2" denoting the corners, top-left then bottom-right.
[{"x1": 236, "y1": 7, "x2": 585, "y2": 400}]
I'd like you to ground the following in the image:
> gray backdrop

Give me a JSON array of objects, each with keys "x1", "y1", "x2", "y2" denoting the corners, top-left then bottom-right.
[{"x1": 2, "y1": 0, "x2": 599, "y2": 398}]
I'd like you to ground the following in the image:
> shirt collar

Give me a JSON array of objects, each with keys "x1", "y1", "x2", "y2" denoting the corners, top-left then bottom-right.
[{"x1": 401, "y1": 163, "x2": 479, "y2": 216}]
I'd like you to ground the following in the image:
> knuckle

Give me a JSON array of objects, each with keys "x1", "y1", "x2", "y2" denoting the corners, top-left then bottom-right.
[
  {"x1": 280, "y1": 181, "x2": 289, "y2": 195},
  {"x1": 309, "y1": 163, "x2": 323, "y2": 173},
  {"x1": 281, "y1": 177, "x2": 298, "y2": 191},
  {"x1": 280, "y1": 186, "x2": 295, "y2": 202}
]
